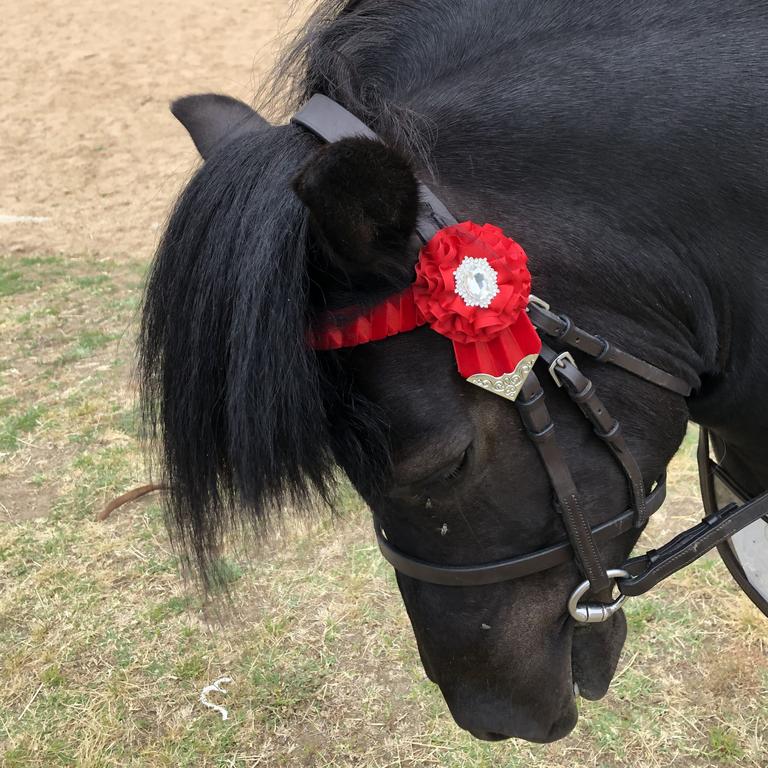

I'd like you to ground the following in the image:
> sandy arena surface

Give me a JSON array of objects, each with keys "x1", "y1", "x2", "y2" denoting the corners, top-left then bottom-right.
[
  {"x1": 1, "y1": 0, "x2": 295, "y2": 262},
  {"x1": 1, "y1": 0, "x2": 307, "y2": 521}
]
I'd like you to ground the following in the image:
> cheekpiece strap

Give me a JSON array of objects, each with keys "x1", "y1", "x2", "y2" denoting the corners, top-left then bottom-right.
[
  {"x1": 517, "y1": 372, "x2": 615, "y2": 593},
  {"x1": 539, "y1": 343, "x2": 648, "y2": 526}
]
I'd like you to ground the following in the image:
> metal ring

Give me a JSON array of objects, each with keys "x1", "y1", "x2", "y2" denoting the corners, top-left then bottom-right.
[{"x1": 568, "y1": 568, "x2": 630, "y2": 623}]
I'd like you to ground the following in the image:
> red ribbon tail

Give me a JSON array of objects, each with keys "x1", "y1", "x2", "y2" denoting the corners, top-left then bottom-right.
[{"x1": 452, "y1": 313, "x2": 541, "y2": 401}]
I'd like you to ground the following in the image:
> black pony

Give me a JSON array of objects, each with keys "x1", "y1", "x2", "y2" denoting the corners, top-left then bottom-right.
[{"x1": 140, "y1": 0, "x2": 768, "y2": 742}]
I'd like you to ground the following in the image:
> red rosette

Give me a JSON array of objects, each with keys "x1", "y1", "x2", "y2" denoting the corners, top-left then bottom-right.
[
  {"x1": 412, "y1": 222, "x2": 530, "y2": 343},
  {"x1": 412, "y1": 221, "x2": 541, "y2": 381},
  {"x1": 310, "y1": 220, "x2": 541, "y2": 399}
]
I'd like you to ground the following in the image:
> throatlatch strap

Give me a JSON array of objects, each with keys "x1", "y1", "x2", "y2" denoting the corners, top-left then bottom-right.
[
  {"x1": 527, "y1": 302, "x2": 693, "y2": 397},
  {"x1": 517, "y1": 373, "x2": 612, "y2": 594}
]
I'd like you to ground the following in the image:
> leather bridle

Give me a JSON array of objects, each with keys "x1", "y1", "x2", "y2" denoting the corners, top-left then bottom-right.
[{"x1": 293, "y1": 94, "x2": 768, "y2": 623}]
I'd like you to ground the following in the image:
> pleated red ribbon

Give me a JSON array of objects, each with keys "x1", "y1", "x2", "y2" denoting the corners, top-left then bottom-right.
[{"x1": 310, "y1": 221, "x2": 541, "y2": 385}]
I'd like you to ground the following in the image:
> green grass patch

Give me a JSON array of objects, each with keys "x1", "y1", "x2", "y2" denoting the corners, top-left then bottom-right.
[
  {"x1": 0, "y1": 395, "x2": 20, "y2": 412},
  {"x1": 52, "y1": 444, "x2": 139, "y2": 519},
  {"x1": 148, "y1": 595, "x2": 195, "y2": 623},
  {"x1": 18, "y1": 254, "x2": 66, "y2": 268},
  {"x1": 113, "y1": 404, "x2": 141, "y2": 438},
  {"x1": 0, "y1": 404, "x2": 46, "y2": 451},
  {"x1": 40, "y1": 664, "x2": 66, "y2": 687},
  {"x1": 707, "y1": 725, "x2": 745, "y2": 763},
  {"x1": 0, "y1": 266, "x2": 39, "y2": 296},
  {"x1": 207, "y1": 557, "x2": 245, "y2": 590},
  {"x1": 173, "y1": 653, "x2": 207, "y2": 681},
  {"x1": 56, "y1": 329, "x2": 120, "y2": 365},
  {"x1": 72, "y1": 274, "x2": 111, "y2": 289},
  {"x1": 250, "y1": 654, "x2": 330, "y2": 721}
]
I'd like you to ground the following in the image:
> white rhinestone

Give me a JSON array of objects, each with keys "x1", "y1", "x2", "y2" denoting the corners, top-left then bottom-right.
[{"x1": 453, "y1": 257, "x2": 499, "y2": 308}]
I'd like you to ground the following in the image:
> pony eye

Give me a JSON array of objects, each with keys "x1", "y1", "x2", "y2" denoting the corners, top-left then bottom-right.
[
  {"x1": 443, "y1": 447, "x2": 470, "y2": 482},
  {"x1": 395, "y1": 443, "x2": 473, "y2": 491}
]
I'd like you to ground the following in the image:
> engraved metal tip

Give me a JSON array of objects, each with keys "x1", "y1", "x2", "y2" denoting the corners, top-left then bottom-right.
[{"x1": 466, "y1": 354, "x2": 538, "y2": 402}]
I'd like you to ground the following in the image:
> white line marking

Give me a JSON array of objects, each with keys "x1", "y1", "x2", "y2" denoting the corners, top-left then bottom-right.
[{"x1": 0, "y1": 214, "x2": 51, "y2": 224}]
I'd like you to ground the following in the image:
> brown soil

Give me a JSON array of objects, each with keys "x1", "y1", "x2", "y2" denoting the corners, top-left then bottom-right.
[
  {"x1": 1, "y1": 0, "x2": 307, "y2": 521},
  {"x1": 1, "y1": 0, "x2": 294, "y2": 263}
]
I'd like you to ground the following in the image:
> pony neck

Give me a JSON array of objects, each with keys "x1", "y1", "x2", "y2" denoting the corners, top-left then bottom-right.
[
  {"x1": 524, "y1": 214, "x2": 768, "y2": 492},
  {"x1": 687, "y1": 253, "x2": 768, "y2": 492}
]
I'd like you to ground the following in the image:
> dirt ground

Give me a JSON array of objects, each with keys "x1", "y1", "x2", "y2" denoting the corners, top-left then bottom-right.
[
  {"x1": 1, "y1": 3, "x2": 766, "y2": 766},
  {"x1": 1, "y1": 0, "x2": 292, "y2": 260},
  {"x1": 1, "y1": 0, "x2": 301, "y2": 521}
]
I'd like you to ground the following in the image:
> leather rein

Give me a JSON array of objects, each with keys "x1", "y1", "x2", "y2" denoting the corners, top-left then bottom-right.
[{"x1": 292, "y1": 94, "x2": 768, "y2": 623}]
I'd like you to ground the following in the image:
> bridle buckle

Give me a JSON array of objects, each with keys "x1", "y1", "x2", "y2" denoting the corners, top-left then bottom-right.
[
  {"x1": 527, "y1": 294, "x2": 551, "y2": 311},
  {"x1": 548, "y1": 351, "x2": 576, "y2": 388},
  {"x1": 567, "y1": 569, "x2": 630, "y2": 623}
]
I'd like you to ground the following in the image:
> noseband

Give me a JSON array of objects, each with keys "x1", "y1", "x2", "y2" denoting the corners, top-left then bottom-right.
[{"x1": 293, "y1": 95, "x2": 768, "y2": 622}]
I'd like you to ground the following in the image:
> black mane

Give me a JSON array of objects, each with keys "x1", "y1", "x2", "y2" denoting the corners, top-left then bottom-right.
[{"x1": 141, "y1": 126, "x2": 333, "y2": 575}]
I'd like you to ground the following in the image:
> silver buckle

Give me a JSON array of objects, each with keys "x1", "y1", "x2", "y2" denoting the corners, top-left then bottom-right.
[
  {"x1": 527, "y1": 294, "x2": 551, "y2": 311},
  {"x1": 548, "y1": 351, "x2": 576, "y2": 388},
  {"x1": 567, "y1": 569, "x2": 630, "y2": 623}
]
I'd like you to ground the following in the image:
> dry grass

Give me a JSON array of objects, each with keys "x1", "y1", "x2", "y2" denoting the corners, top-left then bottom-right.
[{"x1": 1, "y1": 250, "x2": 767, "y2": 768}]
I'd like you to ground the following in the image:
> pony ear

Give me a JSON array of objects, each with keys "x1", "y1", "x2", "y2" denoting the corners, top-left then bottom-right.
[
  {"x1": 170, "y1": 93, "x2": 270, "y2": 160},
  {"x1": 291, "y1": 137, "x2": 419, "y2": 272}
]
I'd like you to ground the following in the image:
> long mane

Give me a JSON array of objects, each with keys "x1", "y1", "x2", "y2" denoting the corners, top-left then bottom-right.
[
  {"x1": 141, "y1": 3, "x2": 460, "y2": 581},
  {"x1": 139, "y1": 121, "x2": 380, "y2": 579}
]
